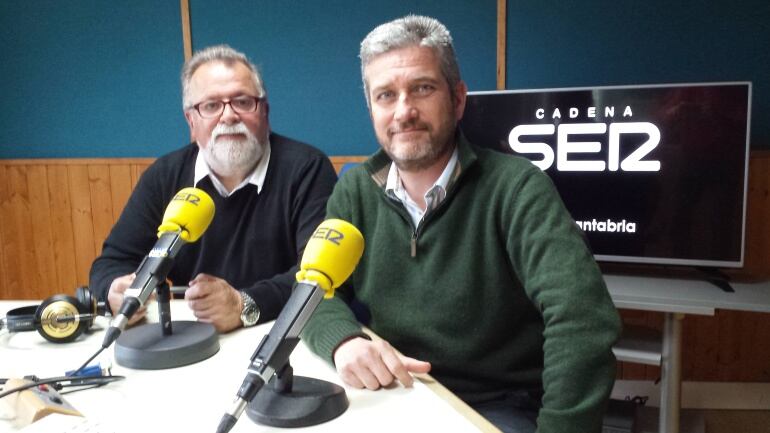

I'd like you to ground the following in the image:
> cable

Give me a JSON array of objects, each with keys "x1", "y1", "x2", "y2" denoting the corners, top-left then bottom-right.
[
  {"x1": 60, "y1": 383, "x2": 109, "y2": 395},
  {"x1": 0, "y1": 375, "x2": 124, "y2": 400},
  {"x1": 71, "y1": 346, "x2": 107, "y2": 377}
]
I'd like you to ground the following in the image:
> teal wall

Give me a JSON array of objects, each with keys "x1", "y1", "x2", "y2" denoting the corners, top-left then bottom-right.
[
  {"x1": 188, "y1": 0, "x2": 496, "y2": 156},
  {"x1": 0, "y1": 1, "x2": 767, "y2": 158},
  {"x1": 506, "y1": 1, "x2": 770, "y2": 147},
  {"x1": 0, "y1": 1, "x2": 495, "y2": 158},
  {"x1": 0, "y1": 1, "x2": 186, "y2": 158}
]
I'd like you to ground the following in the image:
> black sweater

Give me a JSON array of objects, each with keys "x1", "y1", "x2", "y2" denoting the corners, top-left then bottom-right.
[{"x1": 89, "y1": 133, "x2": 337, "y2": 323}]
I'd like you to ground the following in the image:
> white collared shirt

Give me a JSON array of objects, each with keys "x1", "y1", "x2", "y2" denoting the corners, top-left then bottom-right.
[
  {"x1": 385, "y1": 147, "x2": 458, "y2": 229},
  {"x1": 193, "y1": 141, "x2": 272, "y2": 197}
]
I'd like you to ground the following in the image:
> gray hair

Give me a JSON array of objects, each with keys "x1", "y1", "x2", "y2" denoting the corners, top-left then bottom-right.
[
  {"x1": 181, "y1": 44, "x2": 266, "y2": 110},
  {"x1": 359, "y1": 15, "x2": 461, "y2": 106}
]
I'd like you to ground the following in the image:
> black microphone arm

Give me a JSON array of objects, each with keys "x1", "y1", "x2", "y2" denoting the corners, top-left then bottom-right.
[
  {"x1": 101, "y1": 231, "x2": 186, "y2": 348},
  {"x1": 216, "y1": 280, "x2": 325, "y2": 433}
]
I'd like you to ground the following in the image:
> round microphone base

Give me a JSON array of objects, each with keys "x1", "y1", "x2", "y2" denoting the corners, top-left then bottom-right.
[
  {"x1": 246, "y1": 376, "x2": 349, "y2": 427},
  {"x1": 114, "y1": 320, "x2": 219, "y2": 369}
]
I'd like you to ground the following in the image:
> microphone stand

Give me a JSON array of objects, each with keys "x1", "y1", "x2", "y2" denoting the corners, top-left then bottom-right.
[
  {"x1": 247, "y1": 360, "x2": 347, "y2": 427},
  {"x1": 158, "y1": 284, "x2": 173, "y2": 335},
  {"x1": 113, "y1": 283, "x2": 219, "y2": 369},
  {"x1": 244, "y1": 280, "x2": 348, "y2": 427},
  {"x1": 217, "y1": 280, "x2": 348, "y2": 432}
]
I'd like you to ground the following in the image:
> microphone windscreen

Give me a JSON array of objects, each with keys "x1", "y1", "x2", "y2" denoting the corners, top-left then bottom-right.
[
  {"x1": 296, "y1": 219, "x2": 364, "y2": 296},
  {"x1": 157, "y1": 187, "x2": 215, "y2": 242}
]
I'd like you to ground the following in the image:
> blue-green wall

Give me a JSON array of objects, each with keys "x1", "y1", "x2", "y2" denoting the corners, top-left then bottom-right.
[
  {"x1": 0, "y1": 1, "x2": 767, "y2": 158},
  {"x1": 0, "y1": 1, "x2": 495, "y2": 158},
  {"x1": 0, "y1": 1, "x2": 186, "y2": 158},
  {"x1": 188, "y1": 0, "x2": 496, "y2": 156},
  {"x1": 506, "y1": 1, "x2": 770, "y2": 147}
]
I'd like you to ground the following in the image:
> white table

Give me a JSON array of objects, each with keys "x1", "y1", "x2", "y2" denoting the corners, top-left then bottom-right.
[
  {"x1": 0, "y1": 301, "x2": 497, "y2": 433},
  {"x1": 605, "y1": 274, "x2": 770, "y2": 433}
]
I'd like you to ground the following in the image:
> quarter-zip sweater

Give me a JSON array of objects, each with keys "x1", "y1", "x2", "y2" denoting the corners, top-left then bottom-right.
[{"x1": 302, "y1": 134, "x2": 621, "y2": 433}]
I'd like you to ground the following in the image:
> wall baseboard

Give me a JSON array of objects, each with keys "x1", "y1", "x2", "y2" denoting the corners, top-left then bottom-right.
[{"x1": 612, "y1": 380, "x2": 770, "y2": 410}]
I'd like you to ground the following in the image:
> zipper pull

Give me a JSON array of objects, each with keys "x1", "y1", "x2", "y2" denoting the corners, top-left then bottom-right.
[{"x1": 411, "y1": 233, "x2": 417, "y2": 257}]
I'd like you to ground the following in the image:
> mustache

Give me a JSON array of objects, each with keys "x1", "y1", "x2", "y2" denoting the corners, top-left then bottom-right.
[
  {"x1": 388, "y1": 121, "x2": 429, "y2": 135},
  {"x1": 211, "y1": 123, "x2": 251, "y2": 140}
]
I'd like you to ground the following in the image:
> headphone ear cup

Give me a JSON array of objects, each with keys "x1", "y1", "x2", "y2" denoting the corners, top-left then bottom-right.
[
  {"x1": 75, "y1": 286, "x2": 96, "y2": 329},
  {"x1": 35, "y1": 294, "x2": 88, "y2": 343}
]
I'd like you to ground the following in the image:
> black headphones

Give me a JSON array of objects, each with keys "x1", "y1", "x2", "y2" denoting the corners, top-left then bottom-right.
[{"x1": 1, "y1": 287, "x2": 107, "y2": 343}]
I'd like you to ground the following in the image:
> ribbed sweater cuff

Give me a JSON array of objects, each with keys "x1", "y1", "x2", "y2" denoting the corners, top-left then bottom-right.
[{"x1": 312, "y1": 321, "x2": 367, "y2": 364}]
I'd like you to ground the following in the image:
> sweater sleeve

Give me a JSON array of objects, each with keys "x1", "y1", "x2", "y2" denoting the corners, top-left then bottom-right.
[
  {"x1": 89, "y1": 164, "x2": 169, "y2": 311},
  {"x1": 240, "y1": 151, "x2": 339, "y2": 323},
  {"x1": 301, "y1": 171, "x2": 368, "y2": 364},
  {"x1": 505, "y1": 168, "x2": 622, "y2": 433}
]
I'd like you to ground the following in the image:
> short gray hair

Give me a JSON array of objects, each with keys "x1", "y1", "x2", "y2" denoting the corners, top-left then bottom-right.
[
  {"x1": 181, "y1": 44, "x2": 266, "y2": 110},
  {"x1": 359, "y1": 15, "x2": 461, "y2": 106}
]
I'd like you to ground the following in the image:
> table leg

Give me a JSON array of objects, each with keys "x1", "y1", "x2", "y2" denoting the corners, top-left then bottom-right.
[{"x1": 659, "y1": 312, "x2": 684, "y2": 433}]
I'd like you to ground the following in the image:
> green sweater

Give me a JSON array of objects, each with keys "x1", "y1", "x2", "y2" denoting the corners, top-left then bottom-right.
[{"x1": 302, "y1": 135, "x2": 621, "y2": 433}]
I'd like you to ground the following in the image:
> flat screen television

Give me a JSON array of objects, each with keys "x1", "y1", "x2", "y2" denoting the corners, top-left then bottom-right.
[{"x1": 460, "y1": 82, "x2": 751, "y2": 269}]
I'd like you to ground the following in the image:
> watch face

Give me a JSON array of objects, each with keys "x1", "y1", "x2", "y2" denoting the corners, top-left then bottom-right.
[
  {"x1": 240, "y1": 293, "x2": 260, "y2": 327},
  {"x1": 241, "y1": 310, "x2": 258, "y2": 326}
]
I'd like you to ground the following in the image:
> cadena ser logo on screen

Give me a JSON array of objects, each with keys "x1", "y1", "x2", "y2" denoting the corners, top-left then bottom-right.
[{"x1": 509, "y1": 105, "x2": 661, "y2": 172}]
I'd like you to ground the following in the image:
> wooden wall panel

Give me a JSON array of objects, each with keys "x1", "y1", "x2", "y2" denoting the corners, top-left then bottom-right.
[
  {"x1": 88, "y1": 165, "x2": 115, "y2": 257},
  {"x1": 5, "y1": 166, "x2": 37, "y2": 297},
  {"x1": 716, "y1": 309, "x2": 741, "y2": 381},
  {"x1": 691, "y1": 314, "x2": 721, "y2": 379},
  {"x1": 67, "y1": 165, "x2": 96, "y2": 287},
  {"x1": 47, "y1": 165, "x2": 78, "y2": 291},
  {"x1": 742, "y1": 151, "x2": 770, "y2": 279},
  {"x1": 0, "y1": 154, "x2": 767, "y2": 383},
  {"x1": 329, "y1": 156, "x2": 367, "y2": 174},
  {"x1": 130, "y1": 163, "x2": 150, "y2": 186},
  {"x1": 0, "y1": 167, "x2": 4, "y2": 295},
  {"x1": 26, "y1": 165, "x2": 57, "y2": 299},
  {"x1": 0, "y1": 165, "x2": 13, "y2": 299},
  {"x1": 739, "y1": 311, "x2": 770, "y2": 381},
  {"x1": 109, "y1": 165, "x2": 133, "y2": 221}
]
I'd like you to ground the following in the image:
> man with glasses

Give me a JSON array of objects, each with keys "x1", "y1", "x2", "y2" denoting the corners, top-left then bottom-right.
[{"x1": 90, "y1": 45, "x2": 337, "y2": 332}]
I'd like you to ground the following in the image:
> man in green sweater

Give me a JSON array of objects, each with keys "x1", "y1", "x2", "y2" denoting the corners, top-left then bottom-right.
[{"x1": 302, "y1": 15, "x2": 621, "y2": 433}]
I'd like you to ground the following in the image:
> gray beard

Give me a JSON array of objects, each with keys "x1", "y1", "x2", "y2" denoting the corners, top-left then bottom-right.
[{"x1": 203, "y1": 131, "x2": 265, "y2": 179}]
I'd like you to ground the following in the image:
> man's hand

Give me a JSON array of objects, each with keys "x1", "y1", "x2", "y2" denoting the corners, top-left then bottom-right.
[
  {"x1": 185, "y1": 273, "x2": 242, "y2": 332},
  {"x1": 107, "y1": 273, "x2": 150, "y2": 326},
  {"x1": 333, "y1": 337, "x2": 431, "y2": 389}
]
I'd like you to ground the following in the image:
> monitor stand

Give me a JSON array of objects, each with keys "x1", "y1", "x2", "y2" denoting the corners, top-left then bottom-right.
[{"x1": 695, "y1": 267, "x2": 734, "y2": 293}]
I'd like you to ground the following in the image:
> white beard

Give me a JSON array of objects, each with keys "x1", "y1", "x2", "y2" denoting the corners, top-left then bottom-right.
[{"x1": 203, "y1": 123, "x2": 265, "y2": 178}]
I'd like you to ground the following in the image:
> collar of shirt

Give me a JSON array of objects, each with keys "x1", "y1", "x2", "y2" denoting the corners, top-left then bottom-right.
[
  {"x1": 193, "y1": 140, "x2": 272, "y2": 198},
  {"x1": 385, "y1": 147, "x2": 458, "y2": 228}
]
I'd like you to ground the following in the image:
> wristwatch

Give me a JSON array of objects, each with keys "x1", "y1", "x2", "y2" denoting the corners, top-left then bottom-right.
[{"x1": 239, "y1": 291, "x2": 260, "y2": 327}]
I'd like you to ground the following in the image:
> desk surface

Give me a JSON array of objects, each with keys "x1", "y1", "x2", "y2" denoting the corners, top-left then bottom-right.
[
  {"x1": 604, "y1": 274, "x2": 770, "y2": 316},
  {"x1": 1, "y1": 301, "x2": 495, "y2": 433}
]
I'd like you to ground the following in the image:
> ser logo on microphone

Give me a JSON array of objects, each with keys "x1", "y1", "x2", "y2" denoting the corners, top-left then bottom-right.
[
  {"x1": 172, "y1": 191, "x2": 201, "y2": 205},
  {"x1": 311, "y1": 227, "x2": 344, "y2": 245}
]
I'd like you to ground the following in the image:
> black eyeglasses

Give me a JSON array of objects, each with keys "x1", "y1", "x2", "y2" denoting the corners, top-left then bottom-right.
[{"x1": 191, "y1": 96, "x2": 263, "y2": 118}]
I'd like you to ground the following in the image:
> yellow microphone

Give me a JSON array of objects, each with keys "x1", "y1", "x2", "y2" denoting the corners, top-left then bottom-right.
[
  {"x1": 216, "y1": 219, "x2": 364, "y2": 433},
  {"x1": 296, "y1": 218, "x2": 364, "y2": 298},
  {"x1": 102, "y1": 188, "x2": 215, "y2": 348},
  {"x1": 157, "y1": 187, "x2": 215, "y2": 242}
]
